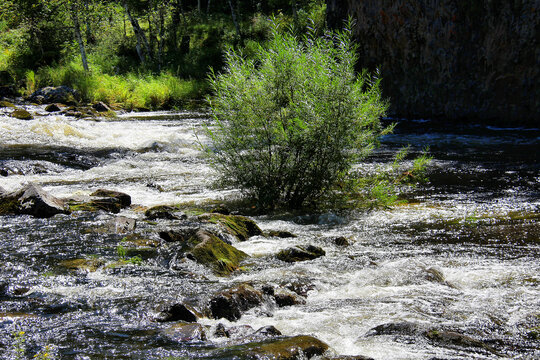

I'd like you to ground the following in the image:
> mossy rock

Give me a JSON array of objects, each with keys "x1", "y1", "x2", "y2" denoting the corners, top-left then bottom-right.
[
  {"x1": 10, "y1": 108, "x2": 33, "y2": 120},
  {"x1": 200, "y1": 213, "x2": 263, "y2": 241},
  {"x1": 0, "y1": 100, "x2": 15, "y2": 108},
  {"x1": 211, "y1": 335, "x2": 329, "y2": 359},
  {"x1": 188, "y1": 229, "x2": 249, "y2": 276},
  {"x1": 59, "y1": 258, "x2": 105, "y2": 272}
]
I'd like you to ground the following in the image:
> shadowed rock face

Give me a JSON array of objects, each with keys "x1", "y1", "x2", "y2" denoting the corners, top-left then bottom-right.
[
  {"x1": 327, "y1": 0, "x2": 539, "y2": 124},
  {"x1": 0, "y1": 183, "x2": 68, "y2": 218}
]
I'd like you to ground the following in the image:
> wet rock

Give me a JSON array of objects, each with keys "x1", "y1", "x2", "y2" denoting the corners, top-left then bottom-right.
[
  {"x1": 28, "y1": 86, "x2": 80, "y2": 105},
  {"x1": 210, "y1": 203, "x2": 231, "y2": 215},
  {"x1": 106, "y1": 216, "x2": 136, "y2": 234},
  {"x1": 200, "y1": 213, "x2": 263, "y2": 241},
  {"x1": 209, "y1": 283, "x2": 265, "y2": 321},
  {"x1": 365, "y1": 321, "x2": 425, "y2": 337},
  {"x1": 162, "y1": 322, "x2": 207, "y2": 343},
  {"x1": 281, "y1": 279, "x2": 316, "y2": 297},
  {"x1": 215, "y1": 335, "x2": 329, "y2": 359},
  {"x1": 267, "y1": 230, "x2": 297, "y2": 238},
  {"x1": 322, "y1": 356, "x2": 374, "y2": 360},
  {"x1": 0, "y1": 183, "x2": 68, "y2": 218},
  {"x1": 0, "y1": 100, "x2": 15, "y2": 108},
  {"x1": 92, "y1": 101, "x2": 111, "y2": 112},
  {"x1": 276, "y1": 245, "x2": 325, "y2": 262},
  {"x1": 91, "y1": 189, "x2": 131, "y2": 208},
  {"x1": 44, "y1": 103, "x2": 61, "y2": 112},
  {"x1": 10, "y1": 108, "x2": 33, "y2": 120},
  {"x1": 332, "y1": 236, "x2": 350, "y2": 247},
  {"x1": 274, "y1": 288, "x2": 306, "y2": 307},
  {"x1": 155, "y1": 302, "x2": 199, "y2": 323},
  {"x1": 0, "y1": 281, "x2": 9, "y2": 296},
  {"x1": 424, "y1": 329, "x2": 495, "y2": 352},
  {"x1": 220, "y1": 324, "x2": 255, "y2": 339},
  {"x1": 159, "y1": 227, "x2": 199, "y2": 242},
  {"x1": 254, "y1": 325, "x2": 282, "y2": 338},
  {"x1": 145, "y1": 205, "x2": 187, "y2": 220},
  {"x1": 59, "y1": 258, "x2": 105, "y2": 272},
  {"x1": 68, "y1": 189, "x2": 131, "y2": 214}
]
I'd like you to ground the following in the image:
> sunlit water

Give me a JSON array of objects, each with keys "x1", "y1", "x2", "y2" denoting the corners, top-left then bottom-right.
[{"x1": 1, "y1": 108, "x2": 539, "y2": 359}]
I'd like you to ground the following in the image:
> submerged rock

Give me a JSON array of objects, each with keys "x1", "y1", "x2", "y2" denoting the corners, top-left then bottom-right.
[
  {"x1": 0, "y1": 183, "x2": 68, "y2": 218},
  {"x1": 0, "y1": 100, "x2": 15, "y2": 108},
  {"x1": 29, "y1": 86, "x2": 80, "y2": 105},
  {"x1": 276, "y1": 245, "x2": 325, "y2": 263},
  {"x1": 209, "y1": 283, "x2": 265, "y2": 321},
  {"x1": 59, "y1": 258, "x2": 105, "y2": 272},
  {"x1": 200, "y1": 213, "x2": 263, "y2": 241},
  {"x1": 162, "y1": 322, "x2": 207, "y2": 343},
  {"x1": 10, "y1": 108, "x2": 33, "y2": 120}
]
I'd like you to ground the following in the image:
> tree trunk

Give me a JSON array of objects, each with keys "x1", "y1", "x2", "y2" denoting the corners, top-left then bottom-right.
[
  {"x1": 123, "y1": 0, "x2": 152, "y2": 64},
  {"x1": 71, "y1": 1, "x2": 89, "y2": 72},
  {"x1": 228, "y1": 0, "x2": 240, "y2": 38}
]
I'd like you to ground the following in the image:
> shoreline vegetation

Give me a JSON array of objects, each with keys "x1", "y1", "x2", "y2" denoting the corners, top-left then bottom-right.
[{"x1": 0, "y1": 1, "x2": 326, "y2": 112}]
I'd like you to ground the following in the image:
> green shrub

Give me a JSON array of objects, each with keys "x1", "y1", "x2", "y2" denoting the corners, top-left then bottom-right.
[{"x1": 205, "y1": 21, "x2": 389, "y2": 209}]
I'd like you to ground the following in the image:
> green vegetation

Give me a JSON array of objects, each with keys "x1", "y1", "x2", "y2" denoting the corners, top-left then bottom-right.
[
  {"x1": 0, "y1": 0, "x2": 327, "y2": 110},
  {"x1": 205, "y1": 21, "x2": 390, "y2": 209}
]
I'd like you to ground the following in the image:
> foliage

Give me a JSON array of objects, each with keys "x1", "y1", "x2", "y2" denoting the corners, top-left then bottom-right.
[
  {"x1": 116, "y1": 244, "x2": 143, "y2": 265},
  {"x1": 205, "y1": 21, "x2": 390, "y2": 209}
]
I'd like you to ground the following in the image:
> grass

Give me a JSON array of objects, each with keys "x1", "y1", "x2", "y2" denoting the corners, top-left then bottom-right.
[{"x1": 25, "y1": 60, "x2": 207, "y2": 110}]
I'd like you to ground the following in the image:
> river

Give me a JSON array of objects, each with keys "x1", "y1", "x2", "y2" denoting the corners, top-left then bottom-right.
[{"x1": 0, "y1": 109, "x2": 539, "y2": 359}]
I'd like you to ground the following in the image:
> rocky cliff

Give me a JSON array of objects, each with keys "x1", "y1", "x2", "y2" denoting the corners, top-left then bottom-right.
[{"x1": 327, "y1": 0, "x2": 539, "y2": 124}]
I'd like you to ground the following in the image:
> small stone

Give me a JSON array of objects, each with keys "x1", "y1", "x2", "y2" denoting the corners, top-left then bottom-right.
[
  {"x1": 162, "y1": 322, "x2": 207, "y2": 343},
  {"x1": 59, "y1": 258, "x2": 105, "y2": 272},
  {"x1": 274, "y1": 288, "x2": 306, "y2": 307},
  {"x1": 209, "y1": 283, "x2": 265, "y2": 321},
  {"x1": 333, "y1": 236, "x2": 350, "y2": 246},
  {"x1": 0, "y1": 100, "x2": 15, "y2": 108},
  {"x1": 155, "y1": 303, "x2": 199, "y2": 323},
  {"x1": 145, "y1": 205, "x2": 187, "y2": 220},
  {"x1": 267, "y1": 230, "x2": 297, "y2": 238},
  {"x1": 90, "y1": 189, "x2": 131, "y2": 207}
]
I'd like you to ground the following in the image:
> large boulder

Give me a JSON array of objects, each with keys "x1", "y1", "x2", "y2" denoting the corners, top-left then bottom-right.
[
  {"x1": 0, "y1": 183, "x2": 68, "y2": 218},
  {"x1": 209, "y1": 283, "x2": 265, "y2": 321},
  {"x1": 28, "y1": 86, "x2": 80, "y2": 105},
  {"x1": 276, "y1": 245, "x2": 325, "y2": 263},
  {"x1": 160, "y1": 229, "x2": 249, "y2": 276},
  {"x1": 200, "y1": 213, "x2": 263, "y2": 241}
]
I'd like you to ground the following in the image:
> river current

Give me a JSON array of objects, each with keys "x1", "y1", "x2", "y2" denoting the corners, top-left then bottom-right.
[{"x1": 0, "y1": 109, "x2": 539, "y2": 359}]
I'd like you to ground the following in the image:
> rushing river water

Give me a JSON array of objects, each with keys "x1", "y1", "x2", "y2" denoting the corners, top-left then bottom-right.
[{"x1": 0, "y1": 109, "x2": 539, "y2": 359}]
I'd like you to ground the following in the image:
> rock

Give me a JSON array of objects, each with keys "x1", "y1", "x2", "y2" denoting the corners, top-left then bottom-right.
[
  {"x1": 68, "y1": 189, "x2": 132, "y2": 214},
  {"x1": 28, "y1": 86, "x2": 80, "y2": 105},
  {"x1": 0, "y1": 183, "x2": 68, "y2": 218},
  {"x1": 210, "y1": 204, "x2": 231, "y2": 215},
  {"x1": 162, "y1": 322, "x2": 207, "y2": 343},
  {"x1": 187, "y1": 229, "x2": 249, "y2": 276},
  {"x1": 365, "y1": 321, "x2": 425, "y2": 337},
  {"x1": 274, "y1": 288, "x2": 306, "y2": 307},
  {"x1": 281, "y1": 279, "x2": 315, "y2": 297},
  {"x1": 0, "y1": 169, "x2": 7, "y2": 177},
  {"x1": 91, "y1": 189, "x2": 131, "y2": 207},
  {"x1": 0, "y1": 85, "x2": 16, "y2": 97},
  {"x1": 0, "y1": 100, "x2": 15, "y2": 108},
  {"x1": 209, "y1": 283, "x2": 265, "y2": 321},
  {"x1": 0, "y1": 280, "x2": 8, "y2": 296},
  {"x1": 221, "y1": 325, "x2": 255, "y2": 339},
  {"x1": 224, "y1": 335, "x2": 329, "y2": 359},
  {"x1": 106, "y1": 216, "x2": 136, "y2": 234},
  {"x1": 159, "y1": 227, "x2": 199, "y2": 242},
  {"x1": 92, "y1": 101, "x2": 111, "y2": 112},
  {"x1": 145, "y1": 205, "x2": 187, "y2": 220},
  {"x1": 276, "y1": 245, "x2": 325, "y2": 262},
  {"x1": 44, "y1": 103, "x2": 61, "y2": 112},
  {"x1": 59, "y1": 258, "x2": 105, "y2": 272},
  {"x1": 267, "y1": 230, "x2": 297, "y2": 238},
  {"x1": 332, "y1": 236, "x2": 350, "y2": 246},
  {"x1": 200, "y1": 213, "x2": 263, "y2": 241},
  {"x1": 424, "y1": 329, "x2": 495, "y2": 352},
  {"x1": 10, "y1": 108, "x2": 33, "y2": 120},
  {"x1": 155, "y1": 302, "x2": 199, "y2": 323}
]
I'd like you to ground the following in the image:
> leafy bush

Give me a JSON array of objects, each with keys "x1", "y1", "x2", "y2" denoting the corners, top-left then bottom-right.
[{"x1": 205, "y1": 22, "x2": 389, "y2": 209}]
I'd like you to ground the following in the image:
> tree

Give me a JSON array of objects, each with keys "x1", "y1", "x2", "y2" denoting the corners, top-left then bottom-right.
[{"x1": 205, "y1": 22, "x2": 389, "y2": 209}]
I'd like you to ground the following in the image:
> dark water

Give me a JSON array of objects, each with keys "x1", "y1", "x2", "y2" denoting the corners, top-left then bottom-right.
[{"x1": 0, "y1": 111, "x2": 539, "y2": 359}]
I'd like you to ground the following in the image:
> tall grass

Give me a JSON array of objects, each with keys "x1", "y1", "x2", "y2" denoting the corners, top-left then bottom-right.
[{"x1": 31, "y1": 60, "x2": 207, "y2": 110}]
